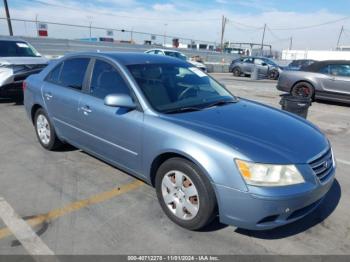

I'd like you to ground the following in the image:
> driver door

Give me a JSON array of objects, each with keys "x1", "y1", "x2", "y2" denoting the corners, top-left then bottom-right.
[{"x1": 76, "y1": 59, "x2": 144, "y2": 174}]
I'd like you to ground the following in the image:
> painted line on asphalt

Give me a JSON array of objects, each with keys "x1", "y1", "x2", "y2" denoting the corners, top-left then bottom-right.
[
  {"x1": 338, "y1": 159, "x2": 350, "y2": 166},
  {"x1": 0, "y1": 197, "x2": 54, "y2": 255},
  {"x1": 0, "y1": 179, "x2": 144, "y2": 241}
]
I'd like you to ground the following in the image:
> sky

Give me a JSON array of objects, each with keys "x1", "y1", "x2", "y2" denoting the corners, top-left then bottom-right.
[{"x1": 1, "y1": 0, "x2": 350, "y2": 50}]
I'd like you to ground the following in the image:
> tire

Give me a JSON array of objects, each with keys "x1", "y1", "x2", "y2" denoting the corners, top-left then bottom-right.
[
  {"x1": 291, "y1": 82, "x2": 315, "y2": 99},
  {"x1": 232, "y1": 67, "x2": 241, "y2": 77},
  {"x1": 34, "y1": 108, "x2": 62, "y2": 150},
  {"x1": 155, "y1": 158, "x2": 217, "y2": 230},
  {"x1": 268, "y1": 69, "x2": 279, "y2": 80}
]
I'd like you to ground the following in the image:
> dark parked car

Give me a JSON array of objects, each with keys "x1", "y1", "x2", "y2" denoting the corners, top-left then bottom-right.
[
  {"x1": 229, "y1": 56, "x2": 282, "y2": 80},
  {"x1": 284, "y1": 59, "x2": 315, "y2": 71},
  {"x1": 24, "y1": 52, "x2": 335, "y2": 231},
  {"x1": 277, "y1": 60, "x2": 350, "y2": 103},
  {"x1": 0, "y1": 38, "x2": 48, "y2": 96}
]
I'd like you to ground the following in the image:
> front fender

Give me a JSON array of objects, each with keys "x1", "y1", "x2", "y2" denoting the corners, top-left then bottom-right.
[{"x1": 142, "y1": 115, "x2": 249, "y2": 192}]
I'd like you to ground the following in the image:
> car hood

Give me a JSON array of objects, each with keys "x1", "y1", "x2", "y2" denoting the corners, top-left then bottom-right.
[
  {"x1": 161, "y1": 99, "x2": 328, "y2": 164},
  {"x1": 0, "y1": 56, "x2": 48, "y2": 65}
]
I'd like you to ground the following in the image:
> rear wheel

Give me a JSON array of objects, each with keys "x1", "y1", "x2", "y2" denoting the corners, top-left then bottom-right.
[
  {"x1": 34, "y1": 108, "x2": 62, "y2": 150},
  {"x1": 155, "y1": 158, "x2": 217, "y2": 230},
  {"x1": 291, "y1": 82, "x2": 315, "y2": 99},
  {"x1": 232, "y1": 67, "x2": 241, "y2": 77}
]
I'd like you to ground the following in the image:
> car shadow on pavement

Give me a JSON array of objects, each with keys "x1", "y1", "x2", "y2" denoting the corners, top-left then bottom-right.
[{"x1": 235, "y1": 179, "x2": 341, "y2": 239}]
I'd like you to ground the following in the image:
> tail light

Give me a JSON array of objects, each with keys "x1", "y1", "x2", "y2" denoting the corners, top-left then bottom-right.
[{"x1": 22, "y1": 81, "x2": 27, "y2": 92}]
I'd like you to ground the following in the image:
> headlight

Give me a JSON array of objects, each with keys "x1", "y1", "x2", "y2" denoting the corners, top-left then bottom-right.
[{"x1": 235, "y1": 159, "x2": 305, "y2": 187}]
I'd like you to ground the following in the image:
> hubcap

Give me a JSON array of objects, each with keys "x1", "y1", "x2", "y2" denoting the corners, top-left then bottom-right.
[
  {"x1": 36, "y1": 114, "x2": 51, "y2": 145},
  {"x1": 161, "y1": 170, "x2": 199, "y2": 220}
]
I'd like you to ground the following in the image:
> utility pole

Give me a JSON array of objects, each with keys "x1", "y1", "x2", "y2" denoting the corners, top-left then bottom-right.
[
  {"x1": 289, "y1": 36, "x2": 293, "y2": 50},
  {"x1": 3, "y1": 0, "x2": 13, "y2": 36},
  {"x1": 220, "y1": 15, "x2": 227, "y2": 53},
  {"x1": 260, "y1": 23, "x2": 266, "y2": 56},
  {"x1": 163, "y1": 23, "x2": 168, "y2": 47},
  {"x1": 336, "y1": 26, "x2": 344, "y2": 50}
]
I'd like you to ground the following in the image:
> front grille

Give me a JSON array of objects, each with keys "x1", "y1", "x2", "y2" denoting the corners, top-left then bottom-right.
[{"x1": 309, "y1": 148, "x2": 334, "y2": 183}]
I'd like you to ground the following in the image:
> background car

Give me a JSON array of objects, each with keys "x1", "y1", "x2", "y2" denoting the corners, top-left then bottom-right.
[
  {"x1": 284, "y1": 59, "x2": 315, "y2": 71},
  {"x1": 277, "y1": 60, "x2": 350, "y2": 103},
  {"x1": 0, "y1": 37, "x2": 48, "y2": 96},
  {"x1": 229, "y1": 56, "x2": 282, "y2": 80},
  {"x1": 24, "y1": 52, "x2": 335, "y2": 231},
  {"x1": 145, "y1": 49, "x2": 207, "y2": 72}
]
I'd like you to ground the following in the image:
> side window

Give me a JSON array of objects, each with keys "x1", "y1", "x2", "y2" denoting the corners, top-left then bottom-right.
[
  {"x1": 59, "y1": 58, "x2": 90, "y2": 90},
  {"x1": 47, "y1": 63, "x2": 62, "y2": 84},
  {"x1": 329, "y1": 64, "x2": 350, "y2": 77},
  {"x1": 146, "y1": 50, "x2": 155, "y2": 54},
  {"x1": 254, "y1": 59, "x2": 265, "y2": 65},
  {"x1": 319, "y1": 65, "x2": 329, "y2": 75},
  {"x1": 243, "y1": 58, "x2": 253, "y2": 63},
  {"x1": 90, "y1": 60, "x2": 130, "y2": 99}
]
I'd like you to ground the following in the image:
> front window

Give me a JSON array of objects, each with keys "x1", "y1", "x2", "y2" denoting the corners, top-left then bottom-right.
[
  {"x1": 0, "y1": 41, "x2": 41, "y2": 57},
  {"x1": 127, "y1": 64, "x2": 235, "y2": 113}
]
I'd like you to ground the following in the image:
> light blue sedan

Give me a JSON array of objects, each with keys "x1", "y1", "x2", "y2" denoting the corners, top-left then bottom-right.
[{"x1": 24, "y1": 52, "x2": 336, "y2": 230}]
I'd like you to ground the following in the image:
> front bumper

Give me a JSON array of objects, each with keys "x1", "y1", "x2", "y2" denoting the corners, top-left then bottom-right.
[{"x1": 215, "y1": 168, "x2": 335, "y2": 230}]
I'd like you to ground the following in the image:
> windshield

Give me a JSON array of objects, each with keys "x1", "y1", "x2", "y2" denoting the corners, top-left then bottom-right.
[
  {"x1": 0, "y1": 41, "x2": 41, "y2": 57},
  {"x1": 164, "y1": 51, "x2": 187, "y2": 61},
  {"x1": 264, "y1": 59, "x2": 278, "y2": 67},
  {"x1": 127, "y1": 64, "x2": 235, "y2": 113}
]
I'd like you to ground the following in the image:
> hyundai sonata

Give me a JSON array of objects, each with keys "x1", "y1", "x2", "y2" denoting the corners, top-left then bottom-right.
[{"x1": 24, "y1": 52, "x2": 335, "y2": 230}]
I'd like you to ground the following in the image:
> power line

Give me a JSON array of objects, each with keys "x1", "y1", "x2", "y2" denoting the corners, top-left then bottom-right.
[
  {"x1": 270, "y1": 16, "x2": 350, "y2": 31},
  {"x1": 26, "y1": 0, "x2": 220, "y2": 23}
]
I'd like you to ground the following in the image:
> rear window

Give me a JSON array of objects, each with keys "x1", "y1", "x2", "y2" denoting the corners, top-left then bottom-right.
[
  {"x1": 46, "y1": 58, "x2": 89, "y2": 90},
  {"x1": 0, "y1": 41, "x2": 41, "y2": 57}
]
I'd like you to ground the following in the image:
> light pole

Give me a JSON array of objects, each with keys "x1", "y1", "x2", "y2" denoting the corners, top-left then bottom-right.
[
  {"x1": 3, "y1": 0, "x2": 13, "y2": 36},
  {"x1": 87, "y1": 15, "x2": 93, "y2": 40},
  {"x1": 163, "y1": 23, "x2": 168, "y2": 47}
]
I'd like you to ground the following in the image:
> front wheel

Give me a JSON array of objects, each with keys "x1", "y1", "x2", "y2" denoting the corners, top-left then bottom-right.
[
  {"x1": 155, "y1": 158, "x2": 217, "y2": 230},
  {"x1": 268, "y1": 69, "x2": 279, "y2": 80},
  {"x1": 34, "y1": 108, "x2": 62, "y2": 150}
]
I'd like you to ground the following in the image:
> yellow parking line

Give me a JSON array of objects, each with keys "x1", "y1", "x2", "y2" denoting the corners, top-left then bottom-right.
[{"x1": 0, "y1": 179, "x2": 144, "y2": 240}]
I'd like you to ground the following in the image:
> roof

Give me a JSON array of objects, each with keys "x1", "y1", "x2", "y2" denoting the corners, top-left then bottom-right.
[
  {"x1": 68, "y1": 51, "x2": 190, "y2": 66},
  {"x1": 0, "y1": 36, "x2": 28, "y2": 42},
  {"x1": 304, "y1": 60, "x2": 350, "y2": 72}
]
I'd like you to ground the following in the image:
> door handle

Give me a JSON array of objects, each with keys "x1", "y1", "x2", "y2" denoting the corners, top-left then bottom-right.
[
  {"x1": 81, "y1": 105, "x2": 92, "y2": 115},
  {"x1": 44, "y1": 92, "x2": 53, "y2": 100}
]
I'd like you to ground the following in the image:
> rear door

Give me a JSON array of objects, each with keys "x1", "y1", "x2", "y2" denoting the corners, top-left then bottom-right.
[
  {"x1": 76, "y1": 59, "x2": 144, "y2": 173},
  {"x1": 42, "y1": 57, "x2": 90, "y2": 144}
]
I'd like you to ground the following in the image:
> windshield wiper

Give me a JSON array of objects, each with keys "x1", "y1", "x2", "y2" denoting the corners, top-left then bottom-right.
[
  {"x1": 203, "y1": 98, "x2": 239, "y2": 109},
  {"x1": 163, "y1": 106, "x2": 203, "y2": 114}
]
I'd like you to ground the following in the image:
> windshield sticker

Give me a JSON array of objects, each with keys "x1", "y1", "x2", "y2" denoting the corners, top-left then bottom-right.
[
  {"x1": 189, "y1": 67, "x2": 207, "y2": 77},
  {"x1": 16, "y1": 43, "x2": 29, "y2": 48}
]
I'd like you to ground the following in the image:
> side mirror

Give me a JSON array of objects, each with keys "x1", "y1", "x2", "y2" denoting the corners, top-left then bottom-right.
[
  {"x1": 104, "y1": 94, "x2": 136, "y2": 109},
  {"x1": 261, "y1": 62, "x2": 268, "y2": 66}
]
